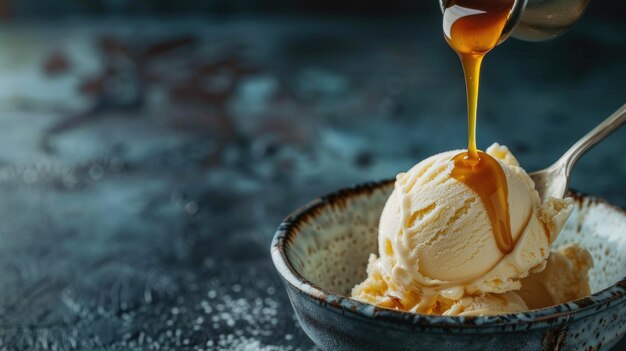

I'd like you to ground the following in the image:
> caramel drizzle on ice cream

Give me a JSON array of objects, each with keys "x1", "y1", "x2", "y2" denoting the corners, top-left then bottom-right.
[
  {"x1": 450, "y1": 152, "x2": 513, "y2": 253},
  {"x1": 443, "y1": 0, "x2": 516, "y2": 253}
]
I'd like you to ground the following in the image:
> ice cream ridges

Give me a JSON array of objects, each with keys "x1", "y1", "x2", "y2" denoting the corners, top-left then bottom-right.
[{"x1": 351, "y1": 144, "x2": 593, "y2": 316}]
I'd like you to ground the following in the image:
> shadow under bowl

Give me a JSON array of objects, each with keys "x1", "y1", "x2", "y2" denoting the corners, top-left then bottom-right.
[{"x1": 271, "y1": 180, "x2": 626, "y2": 351}]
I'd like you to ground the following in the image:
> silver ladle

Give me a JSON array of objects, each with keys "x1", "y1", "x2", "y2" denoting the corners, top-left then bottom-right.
[{"x1": 439, "y1": 0, "x2": 591, "y2": 42}]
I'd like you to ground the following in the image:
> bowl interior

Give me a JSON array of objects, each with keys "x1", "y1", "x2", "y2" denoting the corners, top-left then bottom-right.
[{"x1": 285, "y1": 182, "x2": 626, "y2": 300}]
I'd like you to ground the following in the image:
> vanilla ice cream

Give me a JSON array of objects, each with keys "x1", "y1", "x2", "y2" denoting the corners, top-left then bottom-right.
[
  {"x1": 352, "y1": 143, "x2": 580, "y2": 315},
  {"x1": 518, "y1": 243, "x2": 593, "y2": 309},
  {"x1": 436, "y1": 292, "x2": 528, "y2": 316}
]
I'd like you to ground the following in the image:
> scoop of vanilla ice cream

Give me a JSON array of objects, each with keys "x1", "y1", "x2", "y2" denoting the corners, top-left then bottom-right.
[{"x1": 352, "y1": 143, "x2": 574, "y2": 313}]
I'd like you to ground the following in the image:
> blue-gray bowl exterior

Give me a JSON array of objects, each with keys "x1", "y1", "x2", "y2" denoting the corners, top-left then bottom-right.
[{"x1": 271, "y1": 180, "x2": 626, "y2": 351}]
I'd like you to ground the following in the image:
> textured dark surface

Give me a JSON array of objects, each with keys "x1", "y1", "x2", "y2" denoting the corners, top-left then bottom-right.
[{"x1": 0, "y1": 10, "x2": 624, "y2": 351}]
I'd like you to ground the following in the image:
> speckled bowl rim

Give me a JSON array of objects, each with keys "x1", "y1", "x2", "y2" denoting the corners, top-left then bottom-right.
[{"x1": 271, "y1": 179, "x2": 626, "y2": 331}]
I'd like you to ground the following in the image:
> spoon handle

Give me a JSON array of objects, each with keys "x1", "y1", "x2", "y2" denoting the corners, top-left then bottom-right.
[{"x1": 559, "y1": 103, "x2": 626, "y2": 176}]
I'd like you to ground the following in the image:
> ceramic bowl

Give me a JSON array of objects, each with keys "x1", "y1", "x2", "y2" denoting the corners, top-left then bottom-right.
[{"x1": 271, "y1": 180, "x2": 626, "y2": 351}]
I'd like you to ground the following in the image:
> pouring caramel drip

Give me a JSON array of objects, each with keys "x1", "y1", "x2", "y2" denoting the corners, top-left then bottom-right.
[
  {"x1": 443, "y1": 0, "x2": 516, "y2": 253},
  {"x1": 450, "y1": 152, "x2": 513, "y2": 253}
]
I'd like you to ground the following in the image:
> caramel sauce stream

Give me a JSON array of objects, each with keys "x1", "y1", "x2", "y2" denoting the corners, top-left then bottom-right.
[{"x1": 443, "y1": 0, "x2": 516, "y2": 253}]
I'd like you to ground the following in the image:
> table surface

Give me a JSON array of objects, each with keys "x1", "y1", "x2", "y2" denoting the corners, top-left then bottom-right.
[{"x1": 0, "y1": 13, "x2": 624, "y2": 351}]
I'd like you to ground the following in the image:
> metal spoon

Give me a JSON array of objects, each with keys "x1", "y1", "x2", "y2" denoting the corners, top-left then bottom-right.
[{"x1": 530, "y1": 103, "x2": 626, "y2": 202}]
